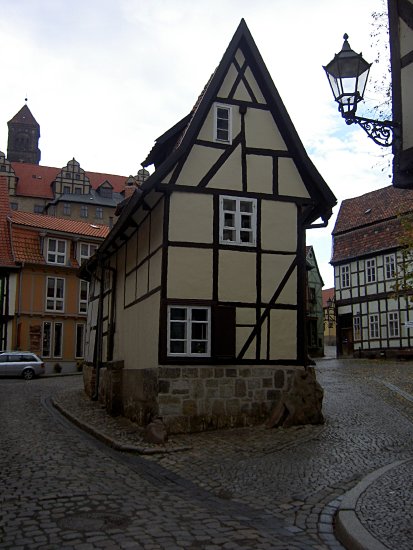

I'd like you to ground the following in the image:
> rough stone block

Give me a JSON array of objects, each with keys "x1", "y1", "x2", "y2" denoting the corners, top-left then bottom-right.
[
  {"x1": 226, "y1": 398, "x2": 240, "y2": 415},
  {"x1": 225, "y1": 368, "x2": 237, "y2": 377},
  {"x1": 199, "y1": 367, "x2": 214, "y2": 378},
  {"x1": 212, "y1": 400, "x2": 225, "y2": 415},
  {"x1": 247, "y1": 378, "x2": 261, "y2": 390},
  {"x1": 182, "y1": 399, "x2": 197, "y2": 416},
  {"x1": 158, "y1": 367, "x2": 181, "y2": 379},
  {"x1": 182, "y1": 367, "x2": 198, "y2": 378},
  {"x1": 274, "y1": 369, "x2": 285, "y2": 389},
  {"x1": 158, "y1": 380, "x2": 170, "y2": 394},
  {"x1": 214, "y1": 367, "x2": 224, "y2": 378},
  {"x1": 220, "y1": 385, "x2": 233, "y2": 398},
  {"x1": 263, "y1": 377, "x2": 273, "y2": 388},
  {"x1": 234, "y1": 379, "x2": 247, "y2": 397},
  {"x1": 191, "y1": 379, "x2": 205, "y2": 399},
  {"x1": 240, "y1": 368, "x2": 251, "y2": 377}
]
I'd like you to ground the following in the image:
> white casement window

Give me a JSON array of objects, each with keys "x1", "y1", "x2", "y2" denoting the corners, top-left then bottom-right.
[
  {"x1": 366, "y1": 259, "x2": 376, "y2": 283},
  {"x1": 79, "y1": 280, "x2": 89, "y2": 313},
  {"x1": 369, "y1": 314, "x2": 380, "y2": 339},
  {"x1": 78, "y1": 242, "x2": 98, "y2": 264},
  {"x1": 353, "y1": 315, "x2": 361, "y2": 340},
  {"x1": 46, "y1": 277, "x2": 65, "y2": 312},
  {"x1": 75, "y1": 323, "x2": 85, "y2": 358},
  {"x1": 168, "y1": 306, "x2": 210, "y2": 357},
  {"x1": 42, "y1": 321, "x2": 63, "y2": 358},
  {"x1": 214, "y1": 103, "x2": 232, "y2": 143},
  {"x1": 340, "y1": 265, "x2": 350, "y2": 288},
  {"x1": 384, "y1": 254, "x2": 396, "y2": 280},
  {"x1": 219, "y1": 195, "x2": 257, "y2": 246},
  {"x1": 47, "y1": 238, "x2": 67, "y2": 265},
  {"x1": 388, "y1": 312, "x2": 399, "y2": 338}
]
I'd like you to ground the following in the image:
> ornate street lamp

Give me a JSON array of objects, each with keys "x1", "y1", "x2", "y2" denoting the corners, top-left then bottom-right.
[{"x1": 323, "y1": 34, "x2": 397, "y2": 147}]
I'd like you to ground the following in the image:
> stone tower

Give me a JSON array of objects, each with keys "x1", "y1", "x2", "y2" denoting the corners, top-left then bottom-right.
[{"x1": 7, "y1": 104, "x2": 41, "y2": 164}]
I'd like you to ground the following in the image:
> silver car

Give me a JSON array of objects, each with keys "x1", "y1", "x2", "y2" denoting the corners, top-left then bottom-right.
[{"x1": 0, "y1": 352, "x2": 45, "y2": 380}]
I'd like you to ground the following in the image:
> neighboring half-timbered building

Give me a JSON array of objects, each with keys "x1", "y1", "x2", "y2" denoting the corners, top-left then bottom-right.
[
  {"x1": 81, "y1": 20, "x2": 336, "y2": 433},
  {"x1": 332, "y1": 185, "x2": 413, "y2": 358}
]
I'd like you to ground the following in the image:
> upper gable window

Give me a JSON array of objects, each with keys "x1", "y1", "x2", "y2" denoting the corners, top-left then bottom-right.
[
  {"x1": 78, "y1": 242, "x2": 98, "y2": 264},
  {"x1": 100, "y1": 187, "x2": 113, "y2": 199},
  {"x1": 214, "y1": 103, "x2": 232, "y2": 144},
  {"x1": 219, "y1": 196, "x2": 257, "y2": 246},
  {"x1": 47, "y1": 238, "x2": 67, "y2": 265}
]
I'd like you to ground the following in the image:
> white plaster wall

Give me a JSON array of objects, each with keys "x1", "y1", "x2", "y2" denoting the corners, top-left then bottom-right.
[
  {"x1": 168, "y1": 247, "x2": 213, "y2": 299},
  {"x1": 261, "y1": 254, "x2": 297, "y2": 304},
  {"x1": 269, "y1": 309, "x2": 296, "y2": 359},
  {"x1": 245, "y1": 108, "x2": 287, "y2": 150},
  {"x1": 246, "y1": 155, "x2": 273, "y2": 194},
  {"x1": 278, "y1": 158, "x2": 310, "y2": 198},
  {"x1": 261, "y1": 200, "x2": 297, "y2": 251},
  {"x1": 175, "y1": 145, "x2": 222, "y2": 186},
  {"x1": 169, "y1": 193, "x2": 213, "y2": 243},
  {"x1": 218, "y1": 249, "x2": 256, "y2": 302},
  {"x1": 207, "y1": 145, "x2": 243, "y2": 190}
]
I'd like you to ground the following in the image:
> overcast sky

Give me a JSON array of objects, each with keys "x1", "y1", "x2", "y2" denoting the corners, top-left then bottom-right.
[{"x1": 0, "y1": 0, "x2": 390, "y2": 288}]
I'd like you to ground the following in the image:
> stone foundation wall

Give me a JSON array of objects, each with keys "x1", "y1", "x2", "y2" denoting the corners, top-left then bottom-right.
[{"x1": 83, "y1": 363, "x2": 324, "y2": 434}]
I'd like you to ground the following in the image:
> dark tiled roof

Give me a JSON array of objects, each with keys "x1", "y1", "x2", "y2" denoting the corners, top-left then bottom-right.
[
  {"x1": 8, "y1": 104, "x2": 39, "y2": 127},
  {"x1": 333, "y1": 185, "x2": 413, "y2": 235}
]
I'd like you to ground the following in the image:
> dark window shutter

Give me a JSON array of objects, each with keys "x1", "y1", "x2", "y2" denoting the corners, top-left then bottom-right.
[{"x1": 212, "y1": 306, "x2": 236, "y2": 359}]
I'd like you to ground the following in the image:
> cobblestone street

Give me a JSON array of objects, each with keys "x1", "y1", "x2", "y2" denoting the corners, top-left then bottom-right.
[{"x1": 0, "y1": 356, "x2": 412, "y2": 549}]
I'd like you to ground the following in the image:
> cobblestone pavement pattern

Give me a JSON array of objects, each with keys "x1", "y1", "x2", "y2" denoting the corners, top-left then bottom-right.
[{"x1": 0, "y1": 355, "x2": 412, "y2": 549}]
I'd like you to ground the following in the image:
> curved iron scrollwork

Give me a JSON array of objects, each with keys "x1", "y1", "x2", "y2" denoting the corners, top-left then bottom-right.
[{"x1": 343, "y1": 114, "x2": 397, "y2": 147}]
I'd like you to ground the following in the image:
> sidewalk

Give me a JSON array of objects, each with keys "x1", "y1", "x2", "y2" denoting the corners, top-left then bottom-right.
[{"x1": 53, "y1": 386, "x2": 413, "y2": 550}]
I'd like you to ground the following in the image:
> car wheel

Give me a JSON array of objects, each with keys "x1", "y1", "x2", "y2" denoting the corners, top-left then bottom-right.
[{"x1": 22, "y1": 369, "x2": 35, "y2": 380}]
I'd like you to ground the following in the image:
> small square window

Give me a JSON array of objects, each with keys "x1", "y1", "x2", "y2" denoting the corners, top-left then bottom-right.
[
  {"x1": 219, "y1": 195, "x2": 257, "y2": 246},
  {"x1": 168, "y1": 306, "x2": 210, "y2": 357}
]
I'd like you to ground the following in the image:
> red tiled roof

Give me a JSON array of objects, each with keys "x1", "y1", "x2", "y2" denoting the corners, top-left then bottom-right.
[
  {"x1": 10, "y1": 211, "x2": 110, "y2": 238},
  {"x1": 331, "y1": 216, "x2": 405, "y2": 264},
  {"x1": 322, "y1": 287, "x2": 334, "y2": 307},
  {"x1": 11, "y1": 162, "x2": 127, "y2": 198},
  {"x1": 0, "y1": 177, "x2": 15, "y2": 267},
  {"x1": 333, "y1": 185, "x2": 413, "y2": 235},
  {"x1": 12, "y1": 227, "x2": 45, "y2": 264}
]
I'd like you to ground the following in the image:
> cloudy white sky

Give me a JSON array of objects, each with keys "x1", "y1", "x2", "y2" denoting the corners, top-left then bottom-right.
[{"x1": 0, "y1": 0, "x2": 390, "y2": 288}]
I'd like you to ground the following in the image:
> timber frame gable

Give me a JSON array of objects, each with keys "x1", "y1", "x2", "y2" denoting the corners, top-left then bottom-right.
[{"x1": 82, "y1": 20, "x2": 335, "y2": 432}]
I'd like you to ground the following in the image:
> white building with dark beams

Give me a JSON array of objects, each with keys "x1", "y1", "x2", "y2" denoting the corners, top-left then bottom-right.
[
  {"x1": 81, "y1": 19, "x2": 336, "y2": 433},
  {"x1": 332, "y1": 185, "x2": 413, "y2": 358}
]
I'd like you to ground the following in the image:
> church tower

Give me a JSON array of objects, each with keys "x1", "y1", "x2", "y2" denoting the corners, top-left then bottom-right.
[{"x1": 7, "y1": 104, "x2": 41, "y2": 164}]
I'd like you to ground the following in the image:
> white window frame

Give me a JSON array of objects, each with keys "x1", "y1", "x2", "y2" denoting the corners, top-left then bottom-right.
[
  {"x1": 353, "y1": 315, "x2": 361, "y2": 340},
  {"x1": 46, "y1": 238, "x2": 67, "y2": 265},
  {"x1": 388, "y1": 312, "x2": 399, "y2": 338},
  {"x1": 42, "y1": 321, "x2": 63, "y2": 358},
  {"x1": 46, "y1": 277, "x2": 65, "y2": 312},
  {"x1": 214, "y1": 103, "x2": 232, "y2": 144},
  {"x1": 42, "y1": 321, "x2": 52, "y2": 358},
  {"x1": 95, "y1": 207, "x2": 103, "y2": 219},
  {"x1": 366, "y1": 258, "x2": 376, "y2": 283},
  {"x1": 167, "y1": 306, "x2": 210, "y2": 357},
  {"x1": 63, "y1": 202, "x2": 71, "y2": 216},
  {"x1": 369, "y1": 314, "x2": 380, "y2": 339},
  {"x1": 80, "y1": 204, "x2": 88, "y2": 218},
  {"x1": 340, "y1": 264, "x2": 350, "y2": 288},
  {"x1": 384, "y1": 254, "x2": 396, "y2": 280},
  {"x1": 219, "y1": 195, "x2": 257, "y2": 246},
  {"x1": 78, "y1": 242, "x2": 98, "y2": 264},
  {"x1": 79, "y1": 280, "x2": 89, "y2": 314}
]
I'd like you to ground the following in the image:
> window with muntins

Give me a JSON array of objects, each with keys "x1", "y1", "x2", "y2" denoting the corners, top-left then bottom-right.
[
  {"x1": 388, "y1": 312, "x2": 399, "y2": 337},
  {"x1": 366, "y1": 259, "x2": 376, "y2": 283},
  {"x1": 340, "y1": 264, "x2": 350, "y2": 288},
  {"x1": 80, "y1": 205, "x2": 88, "y2": 218},
  {"x1": 78, "y1": 242, "x2": 98, "y2": 264},
  {"x1": 369, "y1": 314, "x2": 380, "y2": 339},
  {"x1": 219, "y1": 196, "x2": 257, "y2": 246},
  {"x1": 168, "y1": 306, "x2": 210, "y2": 357},
  {"x1": 385, "y1": 254, "x2": 396, "y2": 279},
  {"x1": 47, "y1": 238, "x2": 67, "y2": 265},
  {"x1": 95, "y1": 207, "x2": 103, "y2": 219},
  {"x1": 63, "y1": 203, "x2": 71, "y2": 216},
  {"x1": 46, "y1": 277, "x2": 65, "y2": 312},
  {"x1": 79, "y1": 280, "x2": 89, "y2": 313},
  {"x1": 214, "y1": 104, "x2": 232, "y2": 143}
]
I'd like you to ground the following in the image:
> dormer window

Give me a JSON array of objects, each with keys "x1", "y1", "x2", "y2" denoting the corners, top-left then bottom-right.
[
  {"x1": 100, "y1": 187, "x2": 113, "y2": 199},
  {"x1": 214, "y1": 103, "x2": 232, "y2": 144},
  {"x1": 47, "y1": 238, "x2": 67, "y2": 265}
]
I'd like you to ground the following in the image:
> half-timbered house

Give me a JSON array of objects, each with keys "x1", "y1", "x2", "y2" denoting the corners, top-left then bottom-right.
[
  {"x1": 332, "y1": 184, "x2": 413, "y2": 358},
  {"x1": 81, "y1": 20, "x2": 336, "y2": 432}
]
